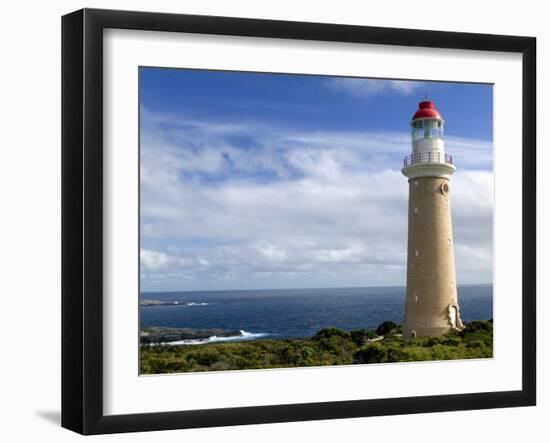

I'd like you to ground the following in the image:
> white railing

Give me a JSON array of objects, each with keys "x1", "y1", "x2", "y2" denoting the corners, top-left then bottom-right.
[{"x1": 403, "y1": 151, "x2": 453, "y2": 167}]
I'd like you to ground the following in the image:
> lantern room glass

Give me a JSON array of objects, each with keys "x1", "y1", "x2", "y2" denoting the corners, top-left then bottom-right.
[{"x1": 412, "y1": 119, "x2": 444, "y2": 141}]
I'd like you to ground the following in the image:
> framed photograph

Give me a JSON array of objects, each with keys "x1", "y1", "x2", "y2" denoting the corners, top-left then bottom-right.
[{"x1": 62, "y1": 8, "x2": 536, "y2": 435}]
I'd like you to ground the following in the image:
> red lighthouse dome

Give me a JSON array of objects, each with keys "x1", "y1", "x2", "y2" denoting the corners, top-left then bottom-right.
[{"x1": 412, "y1": 100, "x2": 442, "y2": 120}]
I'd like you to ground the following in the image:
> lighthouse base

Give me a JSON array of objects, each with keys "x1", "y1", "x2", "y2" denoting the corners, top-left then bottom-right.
[
  {"x1": 403, "y1": 325, "x2": 459, "y2": 340},
  {"x1": 403, "y1": 302, "x2": 465, "y2": 339}
]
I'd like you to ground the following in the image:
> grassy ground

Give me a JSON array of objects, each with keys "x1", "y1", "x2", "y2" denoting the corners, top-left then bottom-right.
[{"x1": 140, "y1": 320, "x2": 493, "y2": 374}]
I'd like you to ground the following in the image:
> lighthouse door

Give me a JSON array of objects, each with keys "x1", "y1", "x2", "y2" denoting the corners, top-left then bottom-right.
[{"x1": 449, "y1": 306, "x2": 457, "y2": 329}]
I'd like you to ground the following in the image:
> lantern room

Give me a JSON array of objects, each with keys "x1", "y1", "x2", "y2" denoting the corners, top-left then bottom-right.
[
  {"x1": 402, "y1": 100, "x2": 454, "y2": 173},
  {"x1": 410, "y1": 100, "x2": 445, "y2": 156}
]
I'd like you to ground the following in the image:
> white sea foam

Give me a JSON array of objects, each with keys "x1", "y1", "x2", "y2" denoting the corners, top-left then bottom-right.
[{"x1": 163, "y1": 330, "x2": 269, "y2": 346}]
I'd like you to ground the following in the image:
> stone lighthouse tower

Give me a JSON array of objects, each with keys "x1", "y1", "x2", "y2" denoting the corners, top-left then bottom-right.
[{"x1": 402, "y1": 100, "x2": 464, "y2": 339}]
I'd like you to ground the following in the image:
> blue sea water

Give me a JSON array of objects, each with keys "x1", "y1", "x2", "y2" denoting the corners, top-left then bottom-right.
[{"x1": 140, "y1": 285, "x2": 492, "y2": 342}]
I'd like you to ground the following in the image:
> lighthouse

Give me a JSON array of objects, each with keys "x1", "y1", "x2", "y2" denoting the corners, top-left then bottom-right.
[{"x1": 402, "y1": 100, "x2": 464, "y2": 339}]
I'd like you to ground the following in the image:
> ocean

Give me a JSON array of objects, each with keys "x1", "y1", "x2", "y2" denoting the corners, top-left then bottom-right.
[{"x1": 140, "y1": 284, "x2": 492, "y2": 344}]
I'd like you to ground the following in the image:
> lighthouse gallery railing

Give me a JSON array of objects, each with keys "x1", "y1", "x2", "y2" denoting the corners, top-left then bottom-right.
[{"x1": 403, "y1": 151, "x2": 453, "y2": 167}]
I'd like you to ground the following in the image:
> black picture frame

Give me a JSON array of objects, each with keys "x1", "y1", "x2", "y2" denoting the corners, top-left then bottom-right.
[{"x1": 62, "y1": 8, "x2": 536, "y2": 435}]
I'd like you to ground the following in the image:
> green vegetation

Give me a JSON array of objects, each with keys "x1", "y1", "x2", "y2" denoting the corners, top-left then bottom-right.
[
  {"x1": 140, "y1": 320, "x2": 493, "y2": 374},
  {"x1": 375, "y1": 320, "x2": 401, "y2": 336}
]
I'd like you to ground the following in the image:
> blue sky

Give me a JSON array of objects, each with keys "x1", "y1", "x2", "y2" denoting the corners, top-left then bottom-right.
[{"x1": 139, "y1": 67, "x2": 493, "y2": 292}]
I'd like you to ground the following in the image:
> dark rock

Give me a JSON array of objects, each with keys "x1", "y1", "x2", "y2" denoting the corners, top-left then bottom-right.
[{"x1": 140, "y1": 327, "x2": 242, "y2": 344}]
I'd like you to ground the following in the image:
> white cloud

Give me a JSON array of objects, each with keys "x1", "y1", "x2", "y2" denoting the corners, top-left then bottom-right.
[
  {"x1": 140, "y1": 249, "x2": 170, "y2": 271},
  {"x1": 140, "y1": 108, "x2": 493, "y2": 291},
  {"x1": 327, "y1": 78, "x2": 422, "y2": 99},
  {"x1": 446, "y1": 136, "x2": 493, "y2": 170}
]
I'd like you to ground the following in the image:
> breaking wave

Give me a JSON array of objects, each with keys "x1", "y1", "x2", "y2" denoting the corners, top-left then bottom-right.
[{"x1": 164, "y1": 330, "x2": 269, "y2": 346}]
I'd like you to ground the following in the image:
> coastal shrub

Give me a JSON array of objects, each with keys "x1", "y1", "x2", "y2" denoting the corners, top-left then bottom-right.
[
  {"x1": 466, "y1": 339, "x2": 484, "y2": 349},
  {"x1": 463, "y1": 320, "x2": 493, "y2": 334},
  {"x1": 350, "y1": 328, "x2": 377, "y2": 346},
  {"x1": 376, "y1": 321, "x2": 398, "y2": 336},
  {"x1": 459, "y1": 321, "x2": 493, "y2": 348},
  {"x1": 444, "y1": 337, "x2": 462, "y2": 347},
  {"x1": 313, "y1": 327, "x2": 352, "y2": 341},
  {"x1": 384, "y1": 346, "x2": 410, "y2": 362},
  {"x1": 210, "y1": 359, "x2": 233, "y2": 371},
  {"x1": 187, "y1": 349, "x2": 220, "y2": 367},
  {"x1": 429, "y1": 344, "x2": 463, "y2": 360},
  {"x1": 140, "y1": 320, "x2": 494, "y2": 374},
  {"x1": 353, "y1": 342, "x2": 410, "y2": 363},
  {"x1": 381, "y1": 334, "x2": 404, "y2": 344},
  {"x1": 399, "y1": 346, "x2": 433, "y2": 361},
  {"x1": 424, "y1": 336, "x2": 446, "y2": 347},
  {"x1": 353, "y1": 343, "x2": 387, "y2": 364},
  {"x1": 330, "y1": 336, "x2": 356, "y2": 355}
]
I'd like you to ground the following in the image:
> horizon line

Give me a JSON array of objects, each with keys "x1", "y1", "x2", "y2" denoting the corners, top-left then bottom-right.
[{"x1": 140, "y1": 282, "x2": 493, "y2": 295}]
